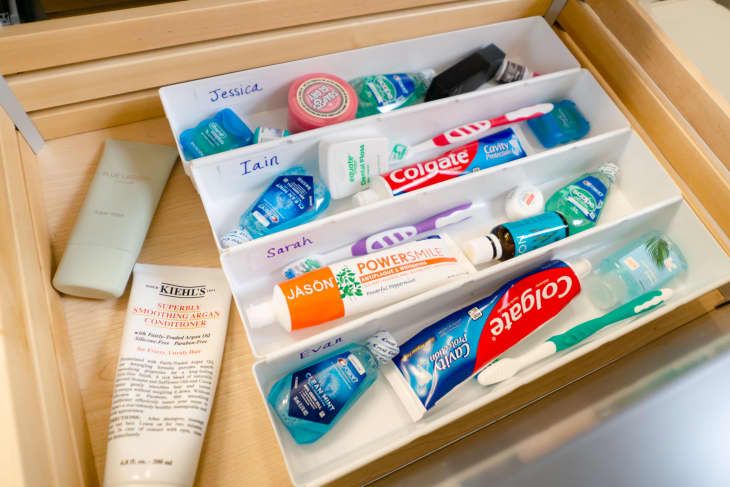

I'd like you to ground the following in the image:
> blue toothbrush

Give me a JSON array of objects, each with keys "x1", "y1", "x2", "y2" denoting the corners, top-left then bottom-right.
[{"x1": 477, "y1": 288, "x2": 673, "y2": 386}]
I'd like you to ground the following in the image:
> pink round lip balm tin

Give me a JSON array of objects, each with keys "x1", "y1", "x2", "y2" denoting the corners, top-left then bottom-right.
[{"x1": 287, "y1": 73, "x2": 358, "y2": 133}]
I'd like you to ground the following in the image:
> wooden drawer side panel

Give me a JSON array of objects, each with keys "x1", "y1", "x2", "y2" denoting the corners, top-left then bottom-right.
[
  {"x1": 0, "y1": 0, "x2": 541, "y2": 75},
  {"x1": 586, "y1": 0, "x2": 730, "y2": 170},
  {"x1": 0, "y1": 110, "x2": 97, "y2": 487},
  {"x1": 15, "y1": 0, "x2": 551, "y2": 139},
  {"x1": 557, "y1": 0, "x2": 730, "y2": 243}
]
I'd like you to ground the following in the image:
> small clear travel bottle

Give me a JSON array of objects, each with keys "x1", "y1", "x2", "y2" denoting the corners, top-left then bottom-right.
[{"x1": 584, "y1": 232, "x2": 688, "y2": 309}]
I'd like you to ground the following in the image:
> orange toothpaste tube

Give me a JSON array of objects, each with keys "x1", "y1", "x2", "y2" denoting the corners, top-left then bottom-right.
[{"x1": 246, "y1": 235, "x2": 474, "y2": 332}]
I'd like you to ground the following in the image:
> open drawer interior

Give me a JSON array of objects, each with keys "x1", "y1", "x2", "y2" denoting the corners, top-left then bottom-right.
[
  {"x1": 253, "y1": 201, "x2": 730, "y2": 486},
  {"x1": 159, "y1": 16, "x2": 579, "y2": 173},
  {"x1": 8, "y1": 8, "x2": 729, "y2": 487},
  {"x1": 172, "y1": 12, "x2": 730, "y2": 485}
]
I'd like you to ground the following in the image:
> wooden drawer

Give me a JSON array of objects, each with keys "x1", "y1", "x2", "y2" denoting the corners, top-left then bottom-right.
[{"x1": 0, "y1": 1, "x2": 728, "y2": 486}]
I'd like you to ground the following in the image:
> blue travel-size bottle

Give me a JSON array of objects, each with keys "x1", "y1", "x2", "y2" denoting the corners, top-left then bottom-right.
[
  {"x1": 267, "y1": 331, "x2": 399, "y2": 444},
  {"x1": 221, "y1": 166, "x2": 330, "y2": 248}
]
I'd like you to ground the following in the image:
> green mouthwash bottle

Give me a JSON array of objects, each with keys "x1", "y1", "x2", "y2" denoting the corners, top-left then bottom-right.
[
  {"x1": 351, "y1": 71, "x2": 435, "y2": 118},
  {"x1": 584, "y1": 233, "x2": 687, "y2": 309},
  {"x1": 268, "y1": 331, "x2": 399, "y2": 444},
  {"x1": 462, "y1": 164, "x2": 619, "y2": 266},
  {"x1": 545, "y1": 163, "x2": 619, "y2": 235}
]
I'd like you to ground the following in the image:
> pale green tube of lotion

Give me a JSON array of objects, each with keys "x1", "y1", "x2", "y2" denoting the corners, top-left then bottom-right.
[{"x1": 52, "y1": 140, "x2": 178, "y2": 299}]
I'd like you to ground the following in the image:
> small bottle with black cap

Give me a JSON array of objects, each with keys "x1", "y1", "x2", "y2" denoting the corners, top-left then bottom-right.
[{"x1": 463, "y1": 212, "x2": 570, "y2": 265}]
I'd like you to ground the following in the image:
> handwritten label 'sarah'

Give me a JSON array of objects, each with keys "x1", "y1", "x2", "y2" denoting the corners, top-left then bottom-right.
[{"x1": 266, "y1": 235, "x2": 315, "y2": 259}]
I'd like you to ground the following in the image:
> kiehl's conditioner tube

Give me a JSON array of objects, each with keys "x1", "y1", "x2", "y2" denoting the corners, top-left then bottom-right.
[
  {"x1": 103, "y1": 264, "x2": 232, "y2": 487},
  {"x1": 52, "y1": 140, "x2": 178, "y2": 299}
]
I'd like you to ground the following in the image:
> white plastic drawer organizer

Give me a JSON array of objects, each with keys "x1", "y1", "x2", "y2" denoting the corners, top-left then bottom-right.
[{"x1": 160, "y1": 16, "x2": 730, "y2": 486}]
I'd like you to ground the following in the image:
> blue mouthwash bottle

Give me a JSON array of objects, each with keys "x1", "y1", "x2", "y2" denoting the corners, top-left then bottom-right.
[
  {"x1": 179, "y1": 108, "x2": 254, "y2": 160},
  {"x1": 221, "y1": 166, "x2": 330, "y2": 248},
  {"x1": 268, "y1": 331, "x2": 399, "y2": 444},
  {"x1": 584, "y1": 232, "x2": 687, "y2": 310},
  {"x1": 351, "y1": 71, "x2": 434, "y2": 118}
]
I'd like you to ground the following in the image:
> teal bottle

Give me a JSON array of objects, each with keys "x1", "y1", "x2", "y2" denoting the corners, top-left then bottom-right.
[
  {"x1": 584, "y1": 232, "x2": 687, "y2": 309},
  {"x1": 179, "y1": 108, "x2": 253, "y2": 159},
  {"x1": 351, "y1": 71, "x2": 434, "y2": 118},
  {"x1": 220, "y1": 166, "x2": 330, "y2": 248},
  {"x1": 268, "y1": 331, "x2": 399, "y2": 444},
  {"x1": 545, "y1": 163, "x2": 619, "y2": 235}
]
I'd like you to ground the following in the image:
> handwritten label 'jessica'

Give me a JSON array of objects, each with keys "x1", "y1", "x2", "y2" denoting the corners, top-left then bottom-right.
[{"x1": 207, "y1": 81, "x2": 263, "y2": 103}]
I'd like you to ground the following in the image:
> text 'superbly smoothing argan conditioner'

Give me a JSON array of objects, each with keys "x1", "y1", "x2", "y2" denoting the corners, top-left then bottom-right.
[{"x1": 103, "y1": 264, "x2": 232, "y2": 487}]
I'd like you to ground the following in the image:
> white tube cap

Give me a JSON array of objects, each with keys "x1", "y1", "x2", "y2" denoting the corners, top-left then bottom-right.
[
  {"x1": 567, "y1": 257, "x2": 592, "y2": 279},
  {"x1": 352, "y1": 188, "x2": 383, "y2": 207},
  {"x1": 504, "y1": 184, "x2": 544, "y2": 220},
  {"x1": 246, "y1": 300, "x2": 276, "y2": 328},
  {"x1": 463, "y1": 234, "x2": 502, "y2": 265}
]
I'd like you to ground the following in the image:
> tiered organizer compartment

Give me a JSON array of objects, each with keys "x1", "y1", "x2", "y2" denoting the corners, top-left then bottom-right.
[
  {"x1": 159, "y1": 16, "x2": 580, "y2": 175},
  {"x1": 203, "y1": 70, "x2": 667, "y2": 359},
  {"x1": 157, "y1": 15, "x2": 730, "y2": 487}
]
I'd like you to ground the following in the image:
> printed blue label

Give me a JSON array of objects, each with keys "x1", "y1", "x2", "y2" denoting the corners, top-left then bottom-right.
[
  {"x1": 365, "y1": 74, "x2": 416, "y2": 112},
  {"x1": 501, "y1": 212, "x2": 568, "y2": 256},
  {"x1": 288, "y1": 351, "x2": 367, "y2": 424},
  {"x1": 251, "y1": 175, "x2": 314, "y2": 229},
  {"x1": 565, "y1": 175, "x2": 607, "y2": 222},
  {"x1": 466, "y1": 128, "x2": 526, "y2": 171}
]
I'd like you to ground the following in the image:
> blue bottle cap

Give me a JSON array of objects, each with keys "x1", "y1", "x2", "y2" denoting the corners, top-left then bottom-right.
[{"x1": 526, "y1": 99, "x2": 590, "y2": 148}]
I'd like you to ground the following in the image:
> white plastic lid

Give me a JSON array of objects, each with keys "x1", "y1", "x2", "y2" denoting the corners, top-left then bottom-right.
[
  {"x1": 221, "y1": 227, "x2": 252, "y2": 249},
  {"x1": 599, "y1": 163, "x2": 620, "y2": 184},
  {"x1": 366, "y1": 330, "x2": 400, "y2": 364},
  {"x1": 567, "y1": 257, "x2": 592, "y2": 279},
  {"x1": 352, "y1": 188, "x2": 383, "y2": 207},
  {"x1": 463, "y1": 234, "x2": 502, "y2": 265},
  {"x1": 504, "y1": 184, "x2": 544, "y2": 220},
  {"x1": 246, "y1": 300, "x2": 276, "y2": 328}
]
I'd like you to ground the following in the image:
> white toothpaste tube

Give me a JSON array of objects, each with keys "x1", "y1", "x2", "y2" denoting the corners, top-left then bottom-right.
[
  {"x1": 246, "y1": 234, "x2": 475, "y2": 332},
  {"x1": 103, "y1": 264, "x2": 232, "y2": 487}
]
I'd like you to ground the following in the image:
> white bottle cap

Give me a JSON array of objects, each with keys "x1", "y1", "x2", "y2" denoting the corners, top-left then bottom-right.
[
  {"x1": 221, "y1": 227, "x2": 252, "y2": 249},
  {"x1": 599, "y1": 163, "x2": 620, "y2": 184},
  {"x1": 366, "y1": 330, "x2": 400, "y2": 364},
  {"x1": 504, "y1": 184, "x2": 544, "y2": 220},
  {"x1": 463, "y1": 234, "x2": 502, "y2": 265},
  {"x1": 567, "y1": 257, "x2": 592, "y2": 279},
  {"x1": 246, "y1": 301, "x2": 276, "y2": 328},
  {"x1": 352, "y1": 188, "x2": 383, "y2": 207}
]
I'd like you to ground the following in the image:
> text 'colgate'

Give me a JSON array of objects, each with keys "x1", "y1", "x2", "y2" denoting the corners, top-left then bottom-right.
[
  {"x1": 392, "y1": 260, "x2": 581, "y2": 414},
  {"x1": 383, "y1": 128, "x2": 526, "y2": 196}
]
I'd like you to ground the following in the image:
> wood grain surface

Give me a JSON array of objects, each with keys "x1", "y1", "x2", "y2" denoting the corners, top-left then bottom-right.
[{"x1": 32, "y1": 117, "x2": 291, "y2": 486}]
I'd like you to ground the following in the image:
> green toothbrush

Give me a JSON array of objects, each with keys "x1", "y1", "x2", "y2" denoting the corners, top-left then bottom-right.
[{"x1": 477, "y1": 288, "x2": 674, "y2": 386}]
